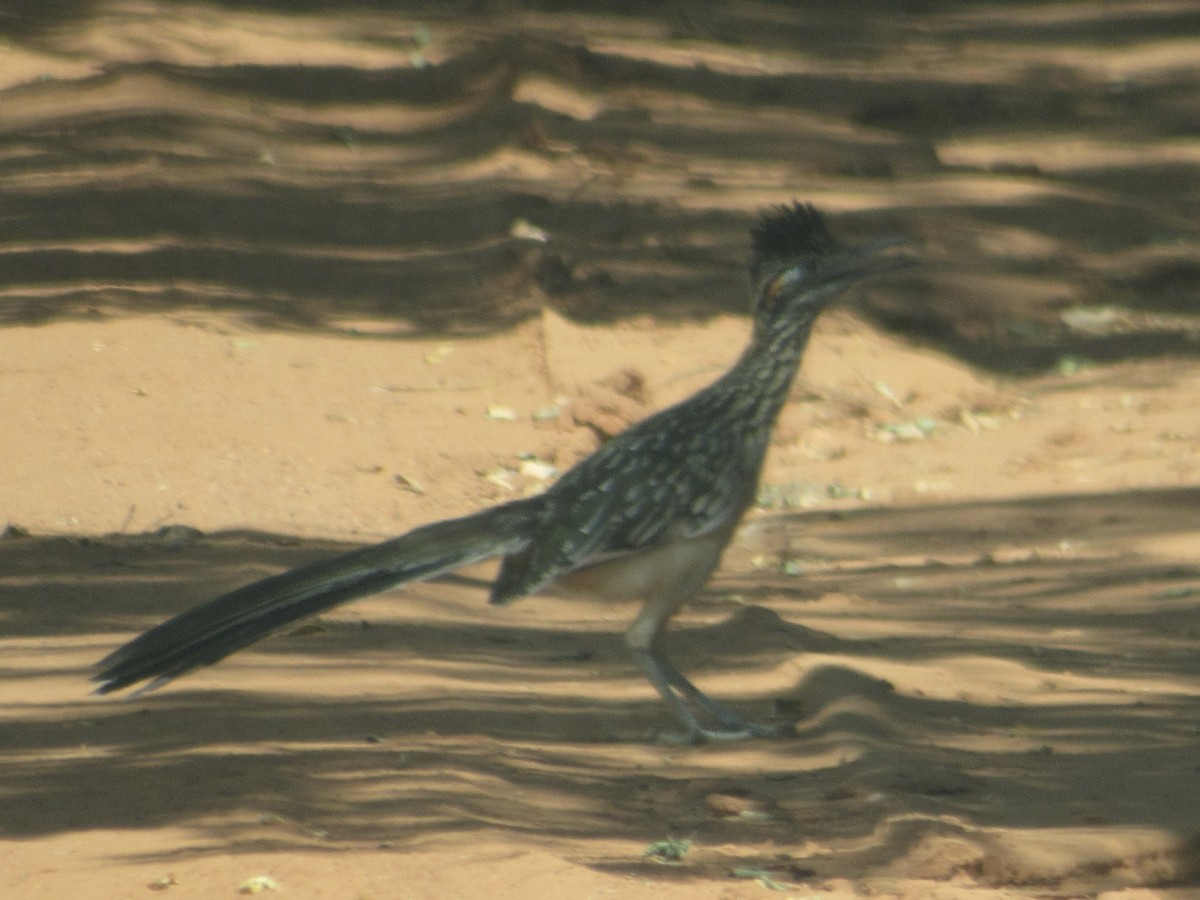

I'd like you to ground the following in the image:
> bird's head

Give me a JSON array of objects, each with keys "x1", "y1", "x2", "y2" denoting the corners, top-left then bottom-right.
[{"x1": 749, "y1": 202, "x2": 911, "y2": 336}]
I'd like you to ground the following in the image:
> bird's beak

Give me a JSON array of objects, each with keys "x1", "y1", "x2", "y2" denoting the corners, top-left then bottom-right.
[{"x1": 816, "y1": 235, "x2": 916, "y2": 288}]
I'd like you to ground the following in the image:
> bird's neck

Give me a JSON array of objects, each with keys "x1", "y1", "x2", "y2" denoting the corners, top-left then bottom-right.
[{"x1": 718, "y1": 313, "x2": 816, "y2": 427}]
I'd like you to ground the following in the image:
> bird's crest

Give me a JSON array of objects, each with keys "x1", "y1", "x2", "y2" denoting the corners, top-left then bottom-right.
[{"x1": 751, "y1": 203, "x2": 840, "y2": 273}]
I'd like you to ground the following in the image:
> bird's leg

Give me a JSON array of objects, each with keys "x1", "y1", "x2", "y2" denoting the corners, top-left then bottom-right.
[
  {"x1": 629, "y1": 647, "x2": 784, "y2": 742},
  {"x1": 651, "y1": 651, "x2": 788, "y2": 738},
  {"x1": 629, "y1": 647, "x2": 710, "y2": 742},
  {"x1": 625, "y1": 600, "x2": 791, "y2": 743}
]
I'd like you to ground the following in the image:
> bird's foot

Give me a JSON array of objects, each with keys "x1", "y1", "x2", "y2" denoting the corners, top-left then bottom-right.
[{"x1": 655, "y1": 717, "x2": 796, "y2": 745}]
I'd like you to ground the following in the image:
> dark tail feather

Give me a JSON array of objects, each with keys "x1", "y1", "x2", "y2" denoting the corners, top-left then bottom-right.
[{"x1": 92, "y1": 500, "x2": 540, "y2": 695}]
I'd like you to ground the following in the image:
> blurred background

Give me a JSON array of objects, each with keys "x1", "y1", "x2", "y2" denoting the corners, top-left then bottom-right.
[{"x1": 3, "y1": 1, "x2": 1197, "y2": 371}]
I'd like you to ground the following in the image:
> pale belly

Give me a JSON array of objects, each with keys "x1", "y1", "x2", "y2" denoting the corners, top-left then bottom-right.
[{"x1": 548, "y1": 530, "x2": 731, "y2": 605}]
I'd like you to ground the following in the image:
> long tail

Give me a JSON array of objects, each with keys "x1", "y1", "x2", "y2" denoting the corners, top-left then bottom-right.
[{"x1": 92, "y1": 500, "x2": 541, "y2": 695}]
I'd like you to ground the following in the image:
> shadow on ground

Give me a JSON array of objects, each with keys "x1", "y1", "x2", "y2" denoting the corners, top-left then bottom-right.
[
  {"x1": 3, "y1": 487, "x2": 1198, "y2": 886},
  {"x1": 2, "y1": 3, "x2": 1199, "y2": 373}
]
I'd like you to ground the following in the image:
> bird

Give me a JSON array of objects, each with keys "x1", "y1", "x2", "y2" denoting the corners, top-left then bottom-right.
[{"x1": 93, "y1": 202, "x2": 910, "y2": 743}]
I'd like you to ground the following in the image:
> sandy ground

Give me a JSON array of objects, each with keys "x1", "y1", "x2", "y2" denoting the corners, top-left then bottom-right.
[{"x1": 3, "y1": 3, "x2": 1200, "y2": 899}]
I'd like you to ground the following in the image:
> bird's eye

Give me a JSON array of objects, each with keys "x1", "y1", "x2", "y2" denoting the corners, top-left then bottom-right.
[{"x1": 763, "y1": 265, "x2": 806, "y2": 307}]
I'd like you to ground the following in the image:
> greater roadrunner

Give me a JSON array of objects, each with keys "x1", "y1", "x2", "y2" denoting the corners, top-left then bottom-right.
[{"x1": 93, "y1": 203, "x2": 909, "y2": 742}]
